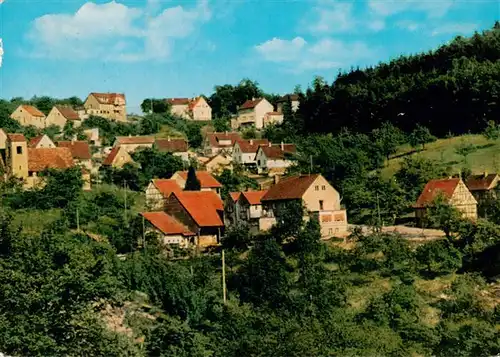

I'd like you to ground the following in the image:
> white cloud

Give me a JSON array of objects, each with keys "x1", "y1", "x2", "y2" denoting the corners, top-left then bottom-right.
[
  {"x1": 368, "y1": 19, "x2": 386, "y2": 31},
  {"x1": 396, "y1": 20, "x2": 420, "y2": 32},
  {"x1": 308, "y1": 2, "x2": 354, "y2": 34},
  {"x1": 27, "y1": 0, "x2": 212, "y2": 61},
  {"x1": 255, "y1": 37, "x2": 375, "y2": 72},
  {"x1": 368, "y1": 0, "x2": 454, "y2": 18},
  {"x1": 431, "y1": 23, "x2": 478, "y2": 36}
]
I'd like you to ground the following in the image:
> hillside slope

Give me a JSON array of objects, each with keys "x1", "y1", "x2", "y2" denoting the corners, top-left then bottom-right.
[{"x1": 382, "y1": 134, "x2": 500, "y2": 177}]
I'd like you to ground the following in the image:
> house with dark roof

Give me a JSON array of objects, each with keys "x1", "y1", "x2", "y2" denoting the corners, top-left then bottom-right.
[
  {"x1": 260, "y1": 174, "x2": 348, "y2": 237},
  {"x1": 165, "y1": 191, "x2": 225, "y2": 247},
  {"x1": 166, "y1": 97, "x2": 212, "y2": 121},
  {"x1": 141, "y1": 211, "x2": 195, "y2": 248},
  {"x1": 10, "y1": 105, "x2": 46, "y2": 128},
  {"x1": 232, "y1": 139, "x2": 269, "y2": 165},
  {"x1": 465, "y1": 173, "x2": 500, "y2": 214},
  {"x1": 235, "y1": 97, "x2": 274, "y2": 129},
  {"x1": 29, "y1": 134, "x2": 55, "y2": 149},
  {"x1": 145, "y1": 179, "x2": 182, "y2": 210},
  {"x1": 255, "y1": 142, "x2": 297, "y2": 174},
  {"x1": 276, "y1": 94, "x2": 300, "y2": 113},
  {"x1": 84, "y1": 92, "x2": 127, "y2": 122},
  {"x1": 171, "y1": 170, "x2": 222, "y2": 195},
  {"x1": 414, "y1": 178, "x2": 477, "y2": 226},
  {"x1": 46, "y1": 105, "x2": 83, "y2": 129},
  {"x1": 155, "y1": 137, "x2": 189, "y2": 162},
  {"x1": 203, "y1": 131, "x2": 242, "y2": 156},
  {"x1": 102, "y1": 146, "x2": 133, "y2": 168}
]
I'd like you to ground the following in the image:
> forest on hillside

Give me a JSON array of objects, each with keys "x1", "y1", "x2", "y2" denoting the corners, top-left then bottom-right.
[{"x1": 297, "y1": 22, "x2": 500, "y2": 136}]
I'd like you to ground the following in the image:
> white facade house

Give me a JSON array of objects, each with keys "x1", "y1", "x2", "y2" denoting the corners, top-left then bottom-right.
[
  {"x1": 232, "y1": 139, "x2": 269, "y2": 165},
  {"x1": 236, "y1": 98, "x2": 274, "y2": 129},
  {"x1": 255, "y1": 143, "x2": 297, "y2": 173}
]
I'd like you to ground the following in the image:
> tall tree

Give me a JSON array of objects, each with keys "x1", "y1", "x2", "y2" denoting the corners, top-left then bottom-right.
[{"x1": 184, "y1": 166, "x2": 201, "y2": 191}]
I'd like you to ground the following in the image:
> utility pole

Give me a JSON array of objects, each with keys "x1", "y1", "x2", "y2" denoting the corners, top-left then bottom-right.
[
  {"x1": 76, "y1": 206, "x2": 80, "y2": 232},
  {"x1": 222, "y1": 249, "x2": 227, "y2": 304},
  {"x1": 376, "y1": 192, "x2": 382, "y2": 230},
  {"x1": 150, "y1": 98, "x2": 153, "y2": 114},
  {"x1": 123, "y1": 180, "x2": 128, "y2": 225}
]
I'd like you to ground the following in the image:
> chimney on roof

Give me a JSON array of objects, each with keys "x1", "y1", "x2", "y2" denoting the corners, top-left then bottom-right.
[
  {"x1": 484, "y1": 171, "x2": 488, "y2": 178},
  {"x1": 128, "y1": 134, "x2": 132, "y2": 137},
  {"x1": 168, "y1": 136, "x2": 171, "y2": 142},
  {"x1": 281, "y1": 141, "x2": 284, "y2": 151},
  {"x1": 225, "y1": 131, "x2": 228, "y2": 135},
  {"x1": 268, "y1": 142, "x2": 272, "y2": 147},
  {"x1": 250, "y1": 139, "x2": 253, "y2": 145},
  {"x1": 274, "y1": 174, "x2": 280, "y2": 185},
  {"x1": 252, "y1": 97, "x2": 255, "y2": 101}
]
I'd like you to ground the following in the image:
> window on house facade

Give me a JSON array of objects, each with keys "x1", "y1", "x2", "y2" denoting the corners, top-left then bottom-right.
[
  {"x1": 319, "y1": 200, "x2": 324, "y2": 210},
  {"x1": 328, "y1": 228, "x2": 333, "y2": 235},
  {"x1": 322, "y1": 185, "x2": 326, "y2": 190},
  {"x1": 16, "y1": 146, "x2": 22, "y2": 154},
  {"x1": 315, "y1": 185, "x2": 319, "y2": 191}
]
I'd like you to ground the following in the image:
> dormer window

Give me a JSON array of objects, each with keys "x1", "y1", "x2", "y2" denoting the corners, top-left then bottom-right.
[{"x1": 16, "y1": 146, "x2": 22, "y2": 154}]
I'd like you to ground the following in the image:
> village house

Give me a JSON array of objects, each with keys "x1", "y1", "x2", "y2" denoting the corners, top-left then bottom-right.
[
  {"x1": 260, "y1": 174, "x2": 348, "y2": 238},
  {"x1": 232, "y1": 139, "x2": 269, "y2": 166},
  {"x1": 113, "y1": 135, "x2": 155, "y2": 153},
  {"x1": 10, "y1": 105, "x2": 46, "y2": 128},
  {"x1": 102, "y1": 146, "x2": 134, "y2": 168},
  {"x1": 165, "y1": 191, "x2": 224, "y2": 247},
  {"x1": 255, "y1": 142, "x2": 297, "y2": 174},
  {"x1": 83, "y1": 128, "x2": 101, "y2": 147},
  {"x1": 225, "y1": 192, "x2": 242, "y2": 227},
  {"x1": 465, "y1": 173, "x2": 499, "y2": 207},
  {"x1": 236, "y1": 190, "x2": 268, "y2": 234},
  {"x1": 171, "y1": 170, "x2": 222, "y2": 195},
  {"x1": 155, "y1": 137, "x2": 189, "y2": 162},
  {"x1": 29, "y1": 135, "x2": 55, "y2": 149},
  {"x1": 166, "y1": 97, "x2": 212, "y2": 121},
  {"x1": 414, "y1": 178, "x2": 478, "y2": 227},
  {"x1": 141, "y1": 211, "x2": 195, "y2": 248},
  {"x1": 57, "y1": 140, "x2": 92, "y2": 171},
  {"x1": 235, "y1": 98, "x2": 274, "y2": 129},
  {"x1": 276, "y1": 94, "x2": 300, "y2": 113},
  {"x1": 5, "y1": 133, "x2": 90, "y2": 189},
  {"x1": 203, "y1": 131, "x2": 242, "y2": 156},
  {"x1": 203, "y1": 153, "x2": 233, "y2": 175},
  {"x1": 263, "y1": 112, "x2": 284, "y2": 128},
  {"x1": 145, "y1": 179, "x2": 182, "y2": 210},
  {"x1": 45, "y1": 105, "x2": 82, "y2": 128},
  {"x1": 84, "y1": 92, "x2": 127, "y2": 122}
]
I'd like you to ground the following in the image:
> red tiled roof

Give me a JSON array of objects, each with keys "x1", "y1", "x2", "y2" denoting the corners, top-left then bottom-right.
[
  {"x1": 241, "y1": 190, "x2": 268, "y2": 205},
  {"x1": 166, "y1": 98, "x2": 190, "y2": 105},
  {"x1": 55, "y1": 105, "x2": 80, "y2": 121},
  {"x1": 90, "y1": 92, "x2": 126, "y2": 105},
  {"x1": 21, "y1": 105, "x2": 45, "y2": 117},
  {"x1": 141, "y1": 212, "x2": 195, "y2": 236},
  {"x1": 28, "y1": 135, "x2": 45, "y2": 148},
  {"x1": 175, "y1": 170, "x2": 222, "y2": 188},
  {"x1": 7, "y1": 134, "x2": 26, "y2": 142},
  {"x1": 235, "y1": 139, "x2": 269, "y2": 153},
  {"x1": 262, "y1": 174, "x2": 320, "y2": 202},
  {"x1": 465, "y1": 174, "x2": 499, "y2": 191},
  {"x1": 152, "y1": 179, "x2": 182, "y2": 197},
  {"x1": 258, "y1": 143, "x2": 297, "y2": 159},
  {"x1": 206, "y1": 132, "x2": 242, "y2": 148},
  {"x1": 155, "y1": 138, "x2": 188, "y2": 152},
  {"x1": 415, "y1": 178, "x2": 460, "y2": 208},
  {"x1": 277, "y1": 94, "x2": 299, "y2": 102},
  {"x1": 230, "y1": 192, "x2": 241, "y2": 202},
  {"x1": 239, "y1": 98, "x2": 263, "y2": 110},
  {"x1": 172, "y1": 191, "x2": 224, "y2": 227},
  {"x1": 115, "y1": 136, "x2": 155, "y2": 145},
  {"x1": 57, "y1": 141, "x2": 91, "y2": 160},
  {"x1": 27, "y1": 147, "x2": 74, "y2": 172},
  {"x1": 103, "y1": 146, "x2": 131, "y2": 166}
]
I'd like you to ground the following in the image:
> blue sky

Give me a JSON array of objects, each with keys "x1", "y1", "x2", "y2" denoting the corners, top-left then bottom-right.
[{"x1": 0, "y1": 0, "x2": 498, "y2": 113}]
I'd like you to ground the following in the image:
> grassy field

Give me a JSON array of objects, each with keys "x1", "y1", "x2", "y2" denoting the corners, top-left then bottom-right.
[
  {"x1": 154, "y1": 125, "x2": 186, "y2": 139},
  {"x1": 382, "y1": 134, "x2": 500, "y2": 178},
  {"x1": 12, "y1": 208, "x2": 62, "y2": 234}
]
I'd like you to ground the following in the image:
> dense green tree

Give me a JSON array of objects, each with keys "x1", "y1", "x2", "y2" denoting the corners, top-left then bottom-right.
[
  {"x1": 416, "y1": 239, "x2": 462, "y2": 276},
  {"x1": 408, "y1": 124, "x2": 437, "y2": 151},
  {"x1": 140, "y1": 98, "x2": 170, "y2": 114},
  {"x1": 372, "y1": 122, "x2": 405, "y2": 160},
  {"x1": 483, "y1": 120, "x2": 500, "y2": 141},
  {"x1": 184, "y1": 166, "x2": 201, "y2": 191}
]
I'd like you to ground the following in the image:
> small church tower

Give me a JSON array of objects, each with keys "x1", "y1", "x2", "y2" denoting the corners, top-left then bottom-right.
[{"x1": 6, "y1": 134, "x2": 28, "y2": 180}]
